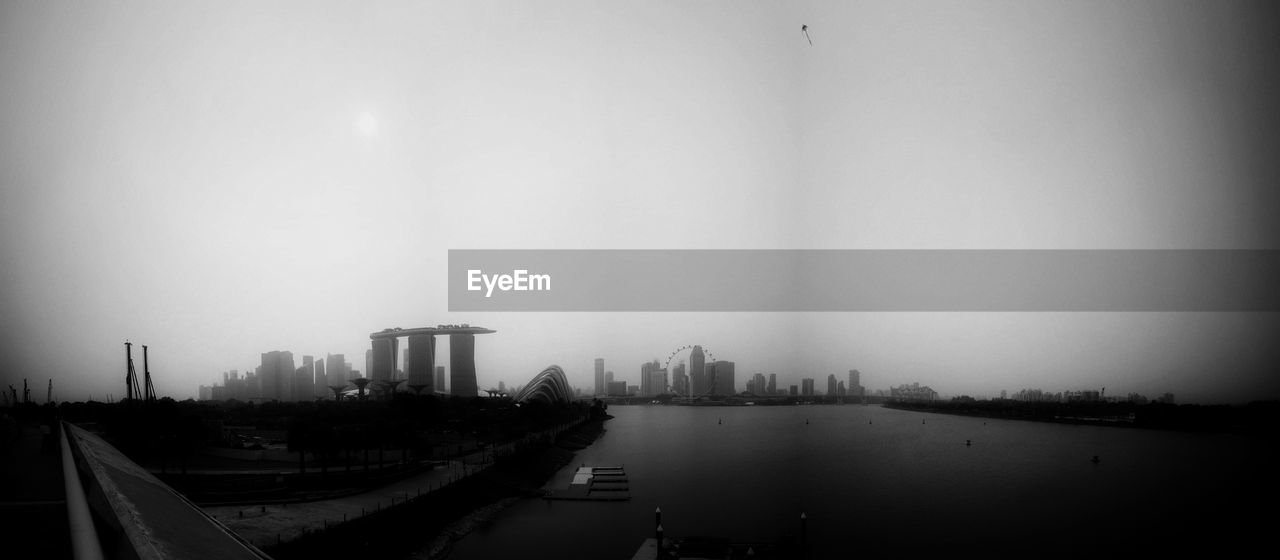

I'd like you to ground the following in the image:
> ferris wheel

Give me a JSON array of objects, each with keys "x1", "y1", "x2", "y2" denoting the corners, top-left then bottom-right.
[{"x1": 662, "y1": 344, "x2": 718, "y2": 397}]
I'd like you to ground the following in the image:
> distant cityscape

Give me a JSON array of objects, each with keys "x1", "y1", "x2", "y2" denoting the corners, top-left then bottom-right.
[{"x1": 195, "y1": 341, "x2": 1175, "y2": 407}]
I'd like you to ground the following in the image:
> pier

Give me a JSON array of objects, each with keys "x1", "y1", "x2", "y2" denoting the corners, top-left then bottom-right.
[{"x1": 544, "y1": 465, "x2": 631, "y2": 501}]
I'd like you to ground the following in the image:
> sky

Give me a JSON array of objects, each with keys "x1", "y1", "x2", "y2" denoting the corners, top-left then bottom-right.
[{"x1": 2, "y1": 1, "x2": 1278, "y2": 404}]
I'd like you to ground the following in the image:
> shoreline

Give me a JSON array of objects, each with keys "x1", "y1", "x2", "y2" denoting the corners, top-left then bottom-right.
[
  {"x1": 884, "y1": 400, "x2": 1278, "y2": 435},
  {"x1": 418, "y1": 416, "x2": 611, "y2": 560},
  {"x1": 264, "y1": 414, "x2": 611, "y2": 560}
]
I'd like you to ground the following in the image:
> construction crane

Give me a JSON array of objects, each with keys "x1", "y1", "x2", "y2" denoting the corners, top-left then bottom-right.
[
  {"x1": 125, "y1": 342, "x2": 143, "y2": 404},
  {"x1": 143, "y1": 345, "x2": 156, "y2": 404}
]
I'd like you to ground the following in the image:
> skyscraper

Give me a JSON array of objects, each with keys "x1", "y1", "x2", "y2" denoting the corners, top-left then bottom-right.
[
  {"x1": 827, "y1": 374, "x2": 837, "y2": 397},
  {"x1": 326, "y1": 353, "x2": 347, "y2": 388},
  {"x1": 370, "y1": 338, "x2": 398, "y2": 382},
  {"x1": 313, "y1": 358, "x2": 326, "y2": 398},
  {"x1": 450, "y1": 333, "x2": 478, "y2": 397},
  {"x1": 672, "y1": 363, "x2": 688, "y2": 396},
  {"x1": 849, "y1": 369, "x2": 865, "y2": 398},
  {"x1": 689, "y1": 346, "x2": 705, "y2": 396},
  {"x1": 767, "y1": 373, "x2": 777, "y2": 395},
  {"x1": 408, "y1": 334, "x2": 436, "y2": 393},
  {"x1": 295, "y1": 362, "x2": 313, "y2": 402},
  {"x1": 801, "y1": 378, "x2": 815, "y2": 396},
  {"x1": 712, "y1": 361, "x2": 735, "y2": 396},
  {"x1": 259, "y1": 350, "x2": 295, "y2": 402},
  {"x1": 644, "y1": 361, "x2": 667, "y2": 396},
  {"x1": 595, "y1": 358, "x2": 605, "y2": 396},
  {"x1": 751, "y1": 373, "x2": 767, "y2": 395}
]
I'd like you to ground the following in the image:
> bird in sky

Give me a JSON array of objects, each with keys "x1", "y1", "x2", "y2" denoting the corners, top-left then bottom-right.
[{"x1": 802, "y1": 24, "x2": 812, "y2": 45}]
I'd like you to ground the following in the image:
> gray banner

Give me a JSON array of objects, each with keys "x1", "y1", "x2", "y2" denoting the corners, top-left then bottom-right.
[{"x1": 447, "y1": 250, "x2": 1280, "y2": 312}]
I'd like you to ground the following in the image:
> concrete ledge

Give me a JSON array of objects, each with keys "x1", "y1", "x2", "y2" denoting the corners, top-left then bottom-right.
[{"x1": 64, "y1": 423, "x2": 271, "y2": 560}]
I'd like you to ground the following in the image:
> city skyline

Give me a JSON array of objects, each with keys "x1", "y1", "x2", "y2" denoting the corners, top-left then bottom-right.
[{"x1": 4, "y1": 2, "x2": 1280, "y2": 406}]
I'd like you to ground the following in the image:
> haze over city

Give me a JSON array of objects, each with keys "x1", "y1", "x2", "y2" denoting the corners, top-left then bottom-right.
[{"x1": 3, "y1": 1, "x2": 1279, "y2": 405}]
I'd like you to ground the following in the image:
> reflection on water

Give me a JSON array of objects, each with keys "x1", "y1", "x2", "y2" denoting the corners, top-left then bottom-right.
[{"x1": 443, "y1": 404, "x2": 1275, "y2": 558}]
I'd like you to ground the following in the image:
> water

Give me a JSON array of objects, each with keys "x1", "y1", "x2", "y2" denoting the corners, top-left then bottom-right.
[{"x1": 442, "y1": 404, "x2": 1276, "y2": 558}]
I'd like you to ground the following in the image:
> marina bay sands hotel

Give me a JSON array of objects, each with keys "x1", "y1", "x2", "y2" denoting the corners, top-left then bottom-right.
[{"x1": 368, "y1": 325, "x2": 495, "y2": 397}]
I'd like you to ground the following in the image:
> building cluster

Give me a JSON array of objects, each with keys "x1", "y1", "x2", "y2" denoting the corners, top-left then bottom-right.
[
  {"x1": 200, "y1": 352, "x2": 357, "y2": 402},
  {"x1": 199, "y1": 349, "x2": 454, "y2": 402},
  {"x1": 592, "y1": 347, "x2": 741, "y2": 398},
  {"x1": 999, "y1": 388, "x2": 1175, "y2": 405},
  {"x1": 590, "y1": 349, "x2": 868, "y2": 400},
  {"x1": 889, "y1": 382, "x2": 939, "y2": 402},
  {"x1": 789, "y1": 370, "x2": 867, "y2": 398}
]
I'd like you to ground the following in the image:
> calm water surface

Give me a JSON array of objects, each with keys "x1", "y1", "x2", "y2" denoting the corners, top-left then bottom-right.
[{"x1": 441, "y1": 404, "x2": 1275, "y2": 558}]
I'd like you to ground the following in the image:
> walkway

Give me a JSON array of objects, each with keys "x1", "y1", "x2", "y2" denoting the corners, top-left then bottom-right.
[{"x1": 203, "y1": 449, "x2": 494, "y2": 548}]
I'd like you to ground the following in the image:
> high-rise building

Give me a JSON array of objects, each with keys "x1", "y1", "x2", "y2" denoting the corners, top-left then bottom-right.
[
  {"x1": 326, "y1": 354, "x2": 347, "y2": 388},
  {"x1": 801, "y1": 378, "x2": 815, "y2": 396},
  {"x1": 313, "y1": 358, "x2": 326, "y2": 398},
  {"x1": 370, "y1": 338, "x2": 398, "y2": 382},
  {"x1": 689, "y1": 346, "x2": 705, "y2": 396},
  {"x1": 838, "y1": 380, "x2": 846, "y2": 396},
  {"x1": 827, "y1": 374, "x2": 837, "y2": 397},
  {"x1": 712, "y1": 361, "x2": 735, "y2": 396},
  {"x1": 295, "y1": 363, "x2": 313, "y2": 402},
  {"x1": 293, "y1": 356, "x2": 313, "y2": 402},
  {"x1": 750, "y1": 373, "x2": 767, "y2": 395},
  {"x1": 849, "y1": 369, "x2": 865, "y2": 398},
  {"x1": 605, "y1": 370, "x2": 614, "y2": 387},
  {"x1": 790, "y1": 385, "x2": 799, "y2": 396},
  {"x1": 259, "y1": 351, "x2": 295, "y2": 402},
  {"x1": 767, "y1": 373, "x2": 777, "y2": 395},
  {"x1": 408, "y1": 334, "x2": 436, "y2": 393},
  {"x1": 640, "y1": 360, "x2": 665, "y2": 396},
  {"x1": 435, "y1": 366, "x2": 446, "y2": 393},
  {"x1": 608, "y1": 380, "x2": 628, "y2": 396},
  {"x1": 672, "y1": 363, "x2": 688, "y2": 396},
  {"x1": 250, "y1": 367, "x2": 263, "y2": 400},
  {"x1": 226, "y1": 370, "x2": 245, "y2": 401},
  {"x1": 650, "y1": 364, "x2": 667, "y2": 396},
  {"x1": 595, "y1": 358, "x2": 605, "y2": 396},
  {"x1": 450, "y1": 333, "x2": 478, "y2": 397}
]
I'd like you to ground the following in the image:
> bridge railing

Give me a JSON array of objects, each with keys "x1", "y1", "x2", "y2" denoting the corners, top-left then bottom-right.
[{"x1": 61, "y1": 422, "x2": 274, "y2": 560}]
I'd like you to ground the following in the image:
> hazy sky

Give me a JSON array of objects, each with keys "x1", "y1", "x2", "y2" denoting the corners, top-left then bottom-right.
[{"x1": 3, "y1": 1, "x2": 1278, "y2": 404}]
